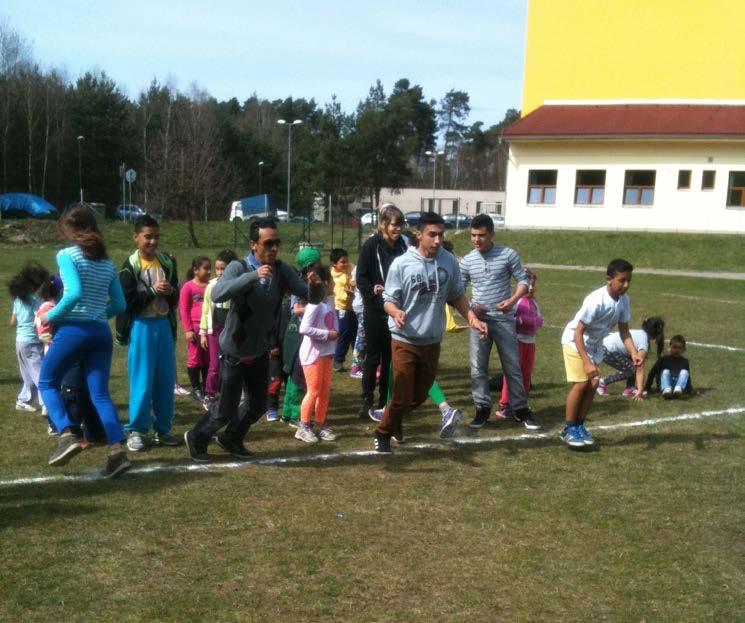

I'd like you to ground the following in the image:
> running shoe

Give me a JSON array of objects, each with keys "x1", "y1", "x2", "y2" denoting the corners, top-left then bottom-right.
[
  {"x1": 596, "y1": 380, "x2": 608, "y2": 396},
  {"x1": 294, "y1": 422, "x2": 319, "y2": 444},
  {"x1": 368, "y1": 408, "x2": 384, "y2": 423},
  {"x1": 440, "y1": 407, "x2": 462, "y2": 438},
  {"x1": 576, "y1": 424, "x2": 594, "y2": 446},
  {"x1": 560, "y1": 426, "x2": 585, "y2": 448},
  {"x1": 373, "y1": 429, "x2": 393, "y2": 454}
]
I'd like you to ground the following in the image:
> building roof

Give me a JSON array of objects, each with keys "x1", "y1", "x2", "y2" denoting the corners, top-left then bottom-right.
[{"x1": 502, "y1": 104, "x2": 745, "y2": 140}]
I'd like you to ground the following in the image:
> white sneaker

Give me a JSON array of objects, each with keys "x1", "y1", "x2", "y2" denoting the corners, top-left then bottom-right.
[
  {"x1": 41, "y1": 406, "x2": 48, "y2": 416},
  {"x1": 126, "y1": 433, "x2": 147, "y2": 452},
  {"x1": 15, "y1": 401, "x2": 37, "y2": 412},
  {"x1": 294, "y1": 423, "x2": 318, "y2": 444},
  {"x1": 673, "y1": 387, "x2": 683, "y2": 397},
  {"x1": 315, "y1": 425, "x2": 337, "y2": 441},
  {"x1": 662, "y1": 387, "x2": 672, "y2": 399}
]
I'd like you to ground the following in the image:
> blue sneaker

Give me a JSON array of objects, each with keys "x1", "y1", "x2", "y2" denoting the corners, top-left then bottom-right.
[
  {"x1": 576, "y1": 424, "x2": 594, "y2": 446},
  {"x1": 265, "y1": 409, "x2": 280, "y2": 422},
  {"x1": 560, "y1": 425, "x2": 585, "y2": 448},
  {"x1": 439, "y1": 407, "x2": 462, "y2": 438},
  {"x1": 368, "y1": 408, "x2": 384, "y2": 423}
]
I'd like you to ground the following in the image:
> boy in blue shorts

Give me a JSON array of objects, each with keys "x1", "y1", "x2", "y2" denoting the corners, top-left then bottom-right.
[
  {"x1": 560, "y1": 259, "x2": 642, "y2": 447},
  {"x1": 116, "y1": 214, "x2": 180, "y2": 451}
]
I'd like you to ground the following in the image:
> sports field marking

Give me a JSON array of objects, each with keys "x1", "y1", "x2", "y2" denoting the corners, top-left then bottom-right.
[
  {"x1": 543, "y1": 323, "x2": 744, "y2": 352},
  {"x1": 0, "y1": 406, "x2": 742, "y2": 488},
  {"x1": 661, "y1": 293, "x2": 742, "y2": 305}
]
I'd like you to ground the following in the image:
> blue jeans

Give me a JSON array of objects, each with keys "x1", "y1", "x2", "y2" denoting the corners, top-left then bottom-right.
[
  {"x1": 39, "y1": 322, "x2": 125, "y2": 445},
  {"x1": 469, "y1": 317, "x2": 528, "y2": 411},
  {"x1": 334, "y1": 309, "x2": 358, "y2": 365},
  {"x1": 660, "y1": 369, "x2": 690, "y2": 393},
  {"x1": 126, "y1": 317, "x2": 176, "y2": 434}
]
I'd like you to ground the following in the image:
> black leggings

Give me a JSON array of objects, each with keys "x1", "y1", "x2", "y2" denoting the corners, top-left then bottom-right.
[{"x1": 361, "y1": 310, "x2": 391, "y2": 408}]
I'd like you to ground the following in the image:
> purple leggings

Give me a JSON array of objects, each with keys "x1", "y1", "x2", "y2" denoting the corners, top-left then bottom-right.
[{"x1": 205, "y1": 325, "x2": 223, "y2": 397}]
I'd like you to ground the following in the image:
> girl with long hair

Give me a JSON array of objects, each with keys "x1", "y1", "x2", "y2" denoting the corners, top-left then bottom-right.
[{"x1": 37, "y1": 206, "x2": 129, "y2": 478}]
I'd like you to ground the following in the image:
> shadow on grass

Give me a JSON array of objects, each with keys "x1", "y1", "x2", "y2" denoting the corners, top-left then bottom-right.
[{"x1": 0, "y1": 470, "x2": 222, "y2": 529}]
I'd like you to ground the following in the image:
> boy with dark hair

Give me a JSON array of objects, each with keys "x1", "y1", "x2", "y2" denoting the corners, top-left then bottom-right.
[
  {"x1": 560, "y1": 258, "x2": 641, "y2": 447},
  {"x1": 374, "y1": 212, "x2": 487, "y2": 453},
  {"x1": 185, "y1": 218, "x2": 315, "y2": 461},
  {"x1": 329, "y1": 247, "x2": 357, "y2": 372},
  {"x1": 116, "y1": 214, "x2": 180, "y2": 451}
]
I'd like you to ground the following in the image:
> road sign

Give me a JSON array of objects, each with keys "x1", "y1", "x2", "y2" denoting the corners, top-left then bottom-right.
[{"x1": 125, "y1": 169, "x2": 137, "y2": 183}]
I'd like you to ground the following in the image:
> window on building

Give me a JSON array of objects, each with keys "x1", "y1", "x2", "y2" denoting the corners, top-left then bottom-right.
[
  {"x1": 574, "y1": 170, "x2": 606, "y2": 205},
  {"x1": 727, "y1": 171, "x2": 745, "y2": 207},
  {"x1": 475, "y1": 201, "x2": 482, "y2": 214},
  {"x1": 702, "y1": 170, "x2": 716, "y2": 190},
  {"x1": 677, "y1": 170, "x2": 691, "y2": 190},
  {"x1": 527, "y1": 170, "x2": 557, "y2": 204},
  {"x1": 623, "y1": 170, "x2": 656, "y2": 206}
]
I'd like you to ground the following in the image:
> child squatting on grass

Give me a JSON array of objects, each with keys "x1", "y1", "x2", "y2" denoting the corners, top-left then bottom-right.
[{"x1": 560, "y1": 259, "x2": 642, "y2": 448}]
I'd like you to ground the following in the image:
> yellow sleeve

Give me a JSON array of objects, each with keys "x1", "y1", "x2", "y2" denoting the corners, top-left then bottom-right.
[
  {"x1": 445, "y1": 304, "x2": 466, "y2": 332},
  {"x1": 200, "y1": 282, "x2": 213, "y2": 335}
]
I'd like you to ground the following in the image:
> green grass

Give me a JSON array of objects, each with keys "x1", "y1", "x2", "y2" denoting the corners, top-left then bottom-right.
[{"x1": 0, "y1": 228, "x2": 744, "y2": 621}]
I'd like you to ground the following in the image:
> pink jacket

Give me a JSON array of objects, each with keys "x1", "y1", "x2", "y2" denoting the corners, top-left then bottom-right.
[
  {"x1": 298, "y1": 296, "x2": 338, "y2": 366},
  {"x1": 179, "y1": 280, "x2": 207, "y2": 332},
  {"x1": 515, "y1": 297, "x2": 543, "y2": 336}
]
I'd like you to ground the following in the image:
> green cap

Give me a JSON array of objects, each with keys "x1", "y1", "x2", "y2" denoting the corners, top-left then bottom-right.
[{"x1": 296, "y1": 246, "x2": 321, "y2": 269}]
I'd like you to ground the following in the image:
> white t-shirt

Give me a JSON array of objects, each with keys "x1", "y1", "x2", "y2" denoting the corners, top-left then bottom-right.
[
  {"x1": 351, "y1": 266, "x2": 364, "y2": 315},
  {"x1": 603, "y1": 329, "x2": 648, "y2": 355},
  {"x1": 561, "y1": 285, "x2": 631, "y2": 363}
]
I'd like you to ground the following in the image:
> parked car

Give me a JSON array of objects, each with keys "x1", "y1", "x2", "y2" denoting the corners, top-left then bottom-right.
[
  {"x1": 274, "y1": 210, "x2": 289, "y2": 222},
  {"x1": 404, "y1": 211, "x2": 423, "y2": 227},
  {"x1": 361, "y1": 211, "x2": 378, "y2": 227},
  {"x1": 115, "y1": 204, "x2": 147, "y2": 220},
  {"x1": 443, "y1": 213, "x2": 472, "y2": 229},
  {"x1": 484, "y1": 212, "x2": 506, "y2": 228}
]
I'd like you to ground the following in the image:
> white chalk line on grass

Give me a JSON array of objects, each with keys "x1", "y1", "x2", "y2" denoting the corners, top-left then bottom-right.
[
  {"x1": 1, "y1": 406, "x2": 743, "y2": 488},
  {"x1": 543, "y1": 323, "x2": 745, "y2": 352},
  {"x1": 661, "y1": 292, "x2": 743, "y2": 305}
]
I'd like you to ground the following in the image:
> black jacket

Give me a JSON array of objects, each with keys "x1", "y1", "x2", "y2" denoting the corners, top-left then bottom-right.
[
  {"x1": 644, "y1": 355, "x2": 693, "y2": 393},
  {"x1": 115, "y1": 250, "x2": 179, "y2": 346},
  {"x1": 355, "y1": 233, "x2": 407, "y2": 316}
]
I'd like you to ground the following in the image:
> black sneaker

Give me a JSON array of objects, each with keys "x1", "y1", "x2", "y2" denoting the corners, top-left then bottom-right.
[
  {"x1": 374, "y1": 430, "x2": 393, "y2": 454},
  {"x1": 48, "y1": 432, "x2": 83, "y2": 466},
  {"x1": 469, "y1": 408, "x2": 491, "y2": 429},
  {"x1": 392, "y1": 427, "x2": 405, "y2": 444},
  {"x1": 192, "y1": 389, "x2": 205, "y2": 403},
  {"x1": 214, "y1": 435, "x2": 254, "y2": 460},
  {"x1": 333, "y1": 361, "x2": 344, "y2": 373},
  {"x1": 513, "y1": 408, "x2": 541, "y2": 430},
  {"x1": 358, "y1": 400, "x2": 373, "y2": 420},
  {"x1": 184, "y1": 430, "x2": 210, "y2": 463},
  {"x1": 102, "y1": 451, "x2": 131, "y2": 479}
]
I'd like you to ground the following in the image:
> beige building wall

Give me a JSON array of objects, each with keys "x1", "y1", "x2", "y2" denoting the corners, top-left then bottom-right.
[
  {"x1": 505, "y1": 141, "x2": 745, "y2": 233},
  {"x1": 377, "y1": 188, "x2": 506, "y2": 217}
]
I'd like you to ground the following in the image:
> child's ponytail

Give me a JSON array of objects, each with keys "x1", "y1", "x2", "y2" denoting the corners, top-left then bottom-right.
[{"x1": 642, "y1": 316, "x2": 665, "y2": 359}]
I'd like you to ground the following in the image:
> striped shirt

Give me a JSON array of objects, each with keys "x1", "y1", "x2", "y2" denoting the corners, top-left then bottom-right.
[
  {"x1": 460, "y1": 245, "x2": 529, "y2": 317},
  {"x1": 47, "y1": 246, "x2": 120, "y2": 323}
]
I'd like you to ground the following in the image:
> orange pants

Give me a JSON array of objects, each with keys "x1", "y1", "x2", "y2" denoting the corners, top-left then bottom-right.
[{"x1": 300, "y1": 355, "x2": 333, "y2": 426}]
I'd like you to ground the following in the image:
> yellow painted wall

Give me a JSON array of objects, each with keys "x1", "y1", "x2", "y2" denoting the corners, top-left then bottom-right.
[{"x1": 522, "y1": 0, "x2": 745, "y2": 114}]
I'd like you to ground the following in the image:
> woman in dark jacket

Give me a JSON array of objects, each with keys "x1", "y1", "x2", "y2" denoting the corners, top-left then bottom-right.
[{"x1": 355, "y1": 204, "x2": 408, "y2": 418}]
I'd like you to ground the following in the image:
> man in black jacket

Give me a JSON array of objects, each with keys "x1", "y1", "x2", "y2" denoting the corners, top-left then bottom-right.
[{"x1": 184, "y1": 218, "x2": 315, "y2": 462}]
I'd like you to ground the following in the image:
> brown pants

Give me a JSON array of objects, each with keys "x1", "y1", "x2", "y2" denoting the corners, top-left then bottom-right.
[{"x1": 378, "y1": 340, "x2": 441, "y2": 436}]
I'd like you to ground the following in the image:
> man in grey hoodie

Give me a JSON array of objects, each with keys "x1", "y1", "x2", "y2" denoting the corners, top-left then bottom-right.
[
  {"x1": 184, "y1": 218, "x2": 313, "y2": 461},
  {"x1": 374, "y1": 212, "x2": 487, "y2": 454}
]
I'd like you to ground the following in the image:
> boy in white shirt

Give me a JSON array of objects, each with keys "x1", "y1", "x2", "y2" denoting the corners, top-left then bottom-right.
[{"x1": 560, "y1": 259, "x2": 642, "y2": 447}]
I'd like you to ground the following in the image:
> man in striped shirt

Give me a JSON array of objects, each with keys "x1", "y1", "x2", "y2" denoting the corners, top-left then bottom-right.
[{"x1": 459, "y1": 214, "x2": 540, "y2": 430}]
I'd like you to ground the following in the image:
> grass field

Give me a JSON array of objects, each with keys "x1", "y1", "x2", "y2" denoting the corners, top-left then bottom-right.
[{"x1": 1, "y1": 224, "x2": 744, "y2": 622}]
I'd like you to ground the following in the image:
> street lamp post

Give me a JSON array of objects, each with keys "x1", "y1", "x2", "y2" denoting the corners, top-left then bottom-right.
[
  {"x1": 76, "y1": 135, "x2": 85, "y2": 203},
  {"x1": 277, "y1": 119, "x2": 303, "y2": 219},
  {"x1": 425, "y1": 149, "x2": 445, "y2": 212},
  {"x1": 258, "y1": 161, "x2": 265, "y2": 195}
]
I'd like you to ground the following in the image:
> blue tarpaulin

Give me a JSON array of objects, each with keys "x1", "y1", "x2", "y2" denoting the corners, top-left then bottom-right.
[{"x1": 0, "y1": 193, "x2": 58, "y2": 218}]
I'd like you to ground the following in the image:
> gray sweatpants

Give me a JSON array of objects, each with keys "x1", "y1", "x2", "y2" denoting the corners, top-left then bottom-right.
[
  {"x1": 16, "y1": 341, "x2": 44, "y2": 405},
  {"x1": 469, "y1": 317, "x2": 528, "y2": 411}
]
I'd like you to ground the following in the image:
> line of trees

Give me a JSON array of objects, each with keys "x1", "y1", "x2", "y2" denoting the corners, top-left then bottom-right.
[{"x1": 0, "y1": 19, "x2": 519, "y2": 230}]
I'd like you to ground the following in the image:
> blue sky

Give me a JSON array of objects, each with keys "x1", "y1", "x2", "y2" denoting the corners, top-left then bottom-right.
[{"x1": 3, "y1": 0, "x2": 526, "y2": 127}]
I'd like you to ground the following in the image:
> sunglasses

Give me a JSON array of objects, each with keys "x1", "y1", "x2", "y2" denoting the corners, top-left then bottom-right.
[{"x1": 261, "y1": 238, "x2": 282, "y2": 248}]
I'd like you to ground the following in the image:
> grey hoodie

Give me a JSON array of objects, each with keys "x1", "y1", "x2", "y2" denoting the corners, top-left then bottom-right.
[{"x1": 383, "y1": 246, "x2": 465, "y2": 346}]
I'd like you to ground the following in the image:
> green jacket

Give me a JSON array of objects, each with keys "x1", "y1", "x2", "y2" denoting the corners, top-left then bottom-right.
[{"x1": 115, "y1": 250, "x2": 179, "y2": 346}]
